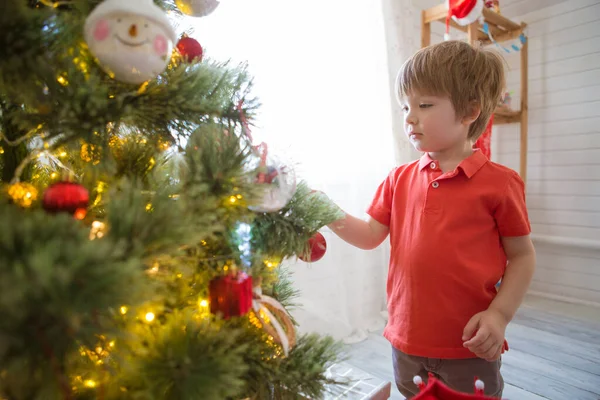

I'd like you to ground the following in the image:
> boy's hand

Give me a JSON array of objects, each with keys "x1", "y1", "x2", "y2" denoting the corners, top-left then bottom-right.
[{"x1": 462, "y1": 309, "x2": 508, "y2": 361}]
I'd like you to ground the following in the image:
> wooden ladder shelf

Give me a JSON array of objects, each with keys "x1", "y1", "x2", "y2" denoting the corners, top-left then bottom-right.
[{"x1": 421, "y1": 3, "x2": 529, "y2": 182}]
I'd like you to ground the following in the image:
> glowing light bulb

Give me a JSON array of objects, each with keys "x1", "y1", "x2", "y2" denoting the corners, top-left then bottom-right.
[{"x1": 145, "y1": 312, "x2": 155, "y2": 322}]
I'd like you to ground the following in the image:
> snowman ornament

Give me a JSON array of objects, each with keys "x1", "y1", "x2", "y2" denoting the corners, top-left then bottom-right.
[{"x1": 84, "y1": 0, "x2": 177, "y2": 84}]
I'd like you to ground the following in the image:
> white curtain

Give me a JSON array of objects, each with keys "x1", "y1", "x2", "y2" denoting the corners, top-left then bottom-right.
[{"x1": 193, "y1": 0, "x2": 418, "y2": 342}]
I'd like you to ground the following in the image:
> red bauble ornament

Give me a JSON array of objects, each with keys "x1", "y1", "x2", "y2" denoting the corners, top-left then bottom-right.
[
  {"x1": 298, "y1": 232, "x2": 327, "y2": 262},
  {"x1": 176, "y1": 37, "x2": 203, "y2": 62},
  {"x1": 209, "y1": 272, "x2": 253, "y2": 319},
  {"x1": 43, "y1": 181, "x2": 90, "y2": 220}
]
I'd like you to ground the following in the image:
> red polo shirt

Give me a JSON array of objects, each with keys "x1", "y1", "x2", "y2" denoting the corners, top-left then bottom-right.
[{"x1": 367, "y1": 150, "x2": 531, "y2": 359}]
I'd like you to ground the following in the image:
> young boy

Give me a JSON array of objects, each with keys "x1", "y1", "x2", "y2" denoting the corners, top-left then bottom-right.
[{"x1": 326, "y1": 41, "x2": 536, "y2": 398}]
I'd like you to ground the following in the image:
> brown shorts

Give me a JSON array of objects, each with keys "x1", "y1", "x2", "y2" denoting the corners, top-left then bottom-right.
[{"x1": 392, "y1": 347, "x2": 504, "y2": 398}]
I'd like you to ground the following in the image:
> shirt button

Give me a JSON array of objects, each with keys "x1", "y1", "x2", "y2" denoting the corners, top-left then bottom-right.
[
  {"x1": 432, "y1": 181, "x2": 439, "y2": 188},
  {"x1": 430, "y1": 162, "x2": 436, "y2": 169}
]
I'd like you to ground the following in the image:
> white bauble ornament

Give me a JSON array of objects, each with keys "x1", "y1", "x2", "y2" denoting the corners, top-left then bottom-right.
[
  {"x1": 84, "y1": 0, "x2": 177, "y2": 84},
  {"x1": 175, "y1": 0, "x2": 220, "y2": 17},
  {"x1": 248, "y1": 152, "x2": 296, "y2": 213}
]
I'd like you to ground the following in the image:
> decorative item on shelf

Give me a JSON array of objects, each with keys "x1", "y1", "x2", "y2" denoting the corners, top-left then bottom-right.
[
  {"x1": 444, "y1": 0, "x2": 485, "y2": 41},
  {"x1": 413, "y1": 373, "x2": 496, "y2": 399},
  {"x1": 175, "y1": 0, "x2": 220, "y2": 17},
  {"x1": 42, "y1": 179, "x2": 90, "y2": 220},
  {"x1": 209, "y1": 271, "x2": 253, "y2": 319},
  {"x1": 176, "y1": 35, "x2": 203, "y2": 62},
  {"x1": 7, "y1": 182, "x2": 39, "y2": 208},
  {"x1": 298, "y1": 232, "x2": 327, "y2": 263},
  {"x1": 500, "y1": 91, "x2": 512, "y2": 108},
  {"x1": 484, "y1": 0, "x2": 500, "y2": 14},
  {"x1": 251, "y1": 285, "x2": 296, "y2": 357},
  {"x1": 83, "y1": 0, "x2": 177, "y2": 84},
  {"x1": 482, "y1": 22, "x2": 526, "y2": 53}
]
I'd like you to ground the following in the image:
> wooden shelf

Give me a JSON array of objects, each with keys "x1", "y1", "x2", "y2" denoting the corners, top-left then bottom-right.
[
  {"x1": 494, "y1": 107, "x2": 521, "y2": 125},
  {"x1": 421, "y1": 3, "x2": 527, "y2": 46},
  {"x1": 420, "y1": 5, "x2": 529, "y2": 182}
]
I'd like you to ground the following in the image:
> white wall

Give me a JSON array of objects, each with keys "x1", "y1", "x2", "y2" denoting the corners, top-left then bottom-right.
[
  {"x1": 413, "y1": 0, "x2": 600, "y2": 306},
  {"x1": 494, "y1": 0, "x2": 600, "y2": 307}
]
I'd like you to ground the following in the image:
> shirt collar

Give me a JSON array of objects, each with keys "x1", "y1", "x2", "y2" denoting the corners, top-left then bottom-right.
[{"x1": 418, "y1": 150, "x2": 487, "y2": 179}]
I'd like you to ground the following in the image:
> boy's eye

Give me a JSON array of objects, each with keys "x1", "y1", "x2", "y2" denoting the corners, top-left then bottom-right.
[
  {"x1": 401, "y1": 105, "x2": 409, "y2": 112},
  {"x1": 419, "y1": 104, "x2": 433, "y2": 108}
]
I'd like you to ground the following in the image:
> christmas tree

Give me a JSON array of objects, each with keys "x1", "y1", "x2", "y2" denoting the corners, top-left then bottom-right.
[{"x1": 0, "y1": 1, "x2": 344, "y2": 398}]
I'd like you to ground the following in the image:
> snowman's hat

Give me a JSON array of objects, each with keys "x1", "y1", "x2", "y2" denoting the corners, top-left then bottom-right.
[{"x1": 85, "y1": 0, "x2": 177, "y2": 43}]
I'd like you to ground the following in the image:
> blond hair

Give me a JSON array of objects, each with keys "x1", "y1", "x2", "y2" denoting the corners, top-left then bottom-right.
[{"x1": 396, "y1": 40, "x2": 505, "y2": 140}]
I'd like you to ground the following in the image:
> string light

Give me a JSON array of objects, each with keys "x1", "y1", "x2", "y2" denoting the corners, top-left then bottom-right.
[
  {"x1": 159, "y1": 141, "x2": 170, "y2": 151},
  {"x1": 74, "y1": 208, "x2": 87, "y2": 221},
  {"x1": 89, "y1": 221, "x2": 106, "y2": 240},
  {"x1": 229, "y1": 196, "x2": 237, "y2": 204},
  {"x1": 199, "y1": 299, "x2": 208, "y2": 308},
  {"x1": 120, "y1": 306, "x2": 128, "y2": 315},
  {"x1": 148, "y1": 263, "x2": 159, "y2": 274},
  {"x1": 145, "y1": 312, "x2": 155, "y2": 322},
  {"x1": 57, "y1": 75, "x2": 69, "y2": 86},
  {"x1": 145, "y1": 203, "x2": 153, "y2": 212},
  {"x1": 84, "y1": 380, "x2": 97, "y2": 388},
  {"x1": 8, "y1": 182, "x2": 38, "y2": 208}
]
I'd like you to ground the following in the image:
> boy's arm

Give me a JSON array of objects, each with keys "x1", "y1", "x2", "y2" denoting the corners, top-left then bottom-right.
[
  {"x1": 489, "y1": 235, "x2": 536, "y2": 321},
  {"x1": 463, "y1": 235, "x2": 536, "y2": 361},
  {"x1": 328, "y1": 213, "x2": 389, "y2": 250}
]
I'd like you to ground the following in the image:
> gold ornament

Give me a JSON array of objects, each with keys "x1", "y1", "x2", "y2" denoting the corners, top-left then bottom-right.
[
  {"x1": 81, "y1": 143, "x2": 101, "y2": 165},
  {"x1": 251, "y1": 287, "x2": 296, "y2": 357}
]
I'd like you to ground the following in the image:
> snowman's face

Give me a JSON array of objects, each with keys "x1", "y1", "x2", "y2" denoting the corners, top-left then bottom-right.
[{"x1": 86, "y1": 12, "x2": 174, "y2": 84}]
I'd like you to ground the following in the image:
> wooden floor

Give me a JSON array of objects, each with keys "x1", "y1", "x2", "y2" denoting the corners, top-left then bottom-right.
[{"x1": 344, "y1": 295, "x2": 600, "y2": 399}]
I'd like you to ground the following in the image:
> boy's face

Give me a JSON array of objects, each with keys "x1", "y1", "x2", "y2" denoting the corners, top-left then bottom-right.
[{"x1": 400, "y1": 92, "x2": 470, "y2": 154}]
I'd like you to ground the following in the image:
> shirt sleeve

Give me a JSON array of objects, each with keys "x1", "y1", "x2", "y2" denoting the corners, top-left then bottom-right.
[
  {"x1": 366, "y1": 168, "x2": 397, "y2": 227},
  {"x1": 494, "y1": 170, "x2": 531, "y2": 237}
]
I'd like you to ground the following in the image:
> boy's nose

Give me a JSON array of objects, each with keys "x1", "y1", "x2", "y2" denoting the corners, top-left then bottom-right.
[{"x1": 405, "y1": 114, "x2": 418, "y2": 125}]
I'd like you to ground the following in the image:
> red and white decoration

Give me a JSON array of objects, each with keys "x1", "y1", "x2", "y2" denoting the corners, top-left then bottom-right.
[
  {"x1": 413, "y1": 374, "x2": 498, "y2": 399},
  {"x1": 445, "y1": 0, "x2": 485, "y2": 40}
]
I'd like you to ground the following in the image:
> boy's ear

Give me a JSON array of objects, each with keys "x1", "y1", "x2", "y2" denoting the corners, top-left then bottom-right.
[{"x1": 462, "y1": 101, "x2": 481, "y2": 125}]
